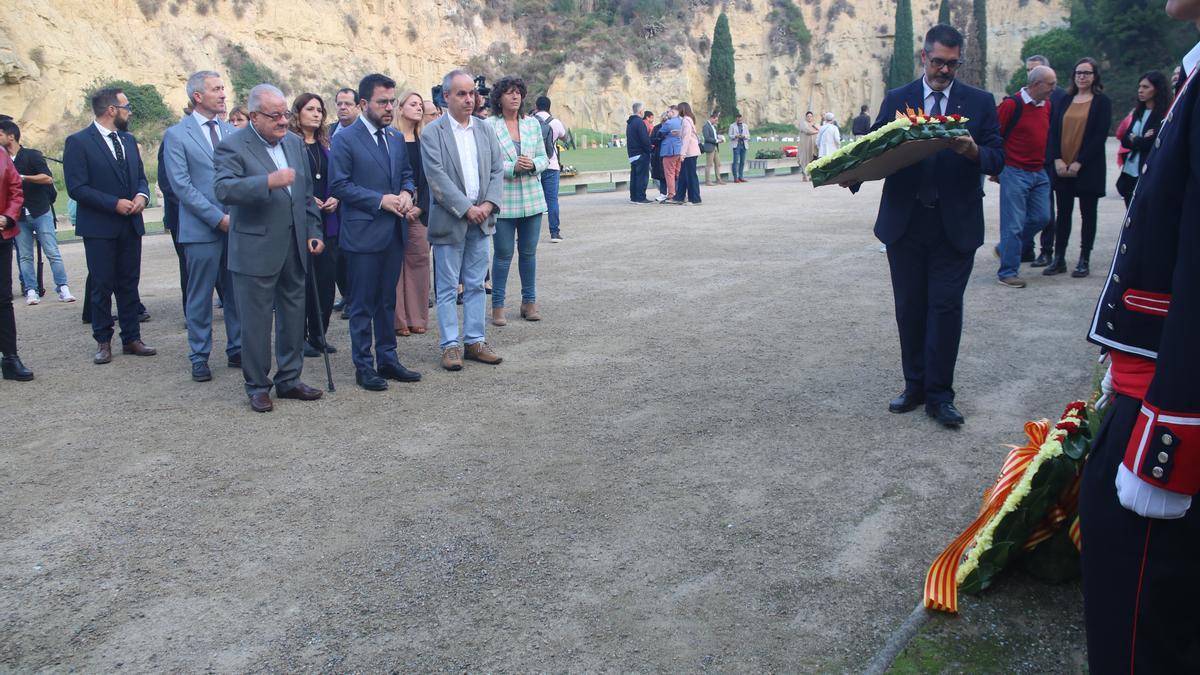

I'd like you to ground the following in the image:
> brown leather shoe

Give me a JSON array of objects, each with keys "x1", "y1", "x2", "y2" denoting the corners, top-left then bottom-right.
[
  {"x1": 249, "y1": 392, "x2": 274, "y2": 413},
  {"x1": 492, "y1": 307, "x2": 507, "y2": 326},
  {"x1": 121, "y1": 340, "x2": 157, "y2": 356},
  {"x1": 520, "y1": 303, "x2": 540, "y2": 321},
  {"x1": 278, "y1": 381, "x2": 323, "y2": 401},
  {"x1": 441, "y1": 346, "x2": 463, "y2": 371},
  {"x1": 464, "y1": 341, "x2": 502, "y2": 365},
  {"x1": 94, "y1": 341, "x2": 112, "y2": 365}
]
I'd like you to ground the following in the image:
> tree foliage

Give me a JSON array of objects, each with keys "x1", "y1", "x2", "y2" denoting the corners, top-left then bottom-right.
[
  {"x1": 1005, "y1": 27, "x2": 1087, "y2": 93},
  {"x1": 222, "y1": 44, "x2": 283, "y2": 104},
  {"x1": 888, "y1": 0, "x2": 914, "y2": 89},
  {"x1": 767, "y1": 0, "x2": 812, "y2": 56},
  {"x1": 973, "y1": 0, "x2": 988, "y2": 88},
  {"x1": 87, "y1": 79, "x2": 174, "y2": 143},
  {"x1": 937, "y1": 0, "x2": 951, "y2": 25},
  {"x1": 708, "y1": 12, "x2": 738, "y2": 126}
]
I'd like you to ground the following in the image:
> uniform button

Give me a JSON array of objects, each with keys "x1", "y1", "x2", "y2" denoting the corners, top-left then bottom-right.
[
  {"x1": 1163, "y1": 434, "x2": 1174, "y2": 446},
  {"x1": 1159, "y1": 451, "x2": 1171, "y2": 463},
  {"x1": 1106, "y1": 321, "x2": 1115, "y2": 330},
  {"x1": 1113, "y1": 274, "x2": 1121, "y2": 284},
  {"x1": 1153, "y1": 466, "x2": 1165, "y2": 479},
  {"x1": 1155, "y1": 137, "x2": 1162, "y2": 149},
  {"x1": 1120, "y1": 243, "x2": 1127, "y2": 254},
  {"x1": 1142, "y1": 164, "x2": 1148, "y2": 173},
  {"x1": 1107, "y1": 302, "x2": 1116, "y2": 309}
]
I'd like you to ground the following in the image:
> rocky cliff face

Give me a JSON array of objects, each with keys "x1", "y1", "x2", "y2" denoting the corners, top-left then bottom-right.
[{"x1": 1, "y1": 0, "x2": 1066, "y2": 142}]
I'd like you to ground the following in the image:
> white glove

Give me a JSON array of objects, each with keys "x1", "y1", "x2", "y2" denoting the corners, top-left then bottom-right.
[
  {"x1": 1095, "y1": 364, "x2": 1114, "y2": 411},
  {"x1": 1116, "y1": 464, "x2": 1192, "y2": 519}
]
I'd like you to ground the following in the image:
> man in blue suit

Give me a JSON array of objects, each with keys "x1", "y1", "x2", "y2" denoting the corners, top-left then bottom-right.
[
  {"x1": 64, "y1": 87, "x2": 158, "y2": 365},
  {"x1": 330, "y1": 73, "x2": 421, "y2": 391},
  {"x1": 163, "y1": 70, "x2": 241, "y2": 382},
  {"x1": 855, "y1": 24, "x2": 1004, "y2": 427}
]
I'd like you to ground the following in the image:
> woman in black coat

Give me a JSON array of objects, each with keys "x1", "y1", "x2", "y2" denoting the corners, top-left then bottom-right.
[
  {"x1": 1046, "y1": 57, "x2": 1113, "y2": 277},
  {"x1": 1116, "y1": 71, "x2": 1170, "y2": 208},
  {"x1": 650, "y1": 113, "x2": 667, "y2": 200}
]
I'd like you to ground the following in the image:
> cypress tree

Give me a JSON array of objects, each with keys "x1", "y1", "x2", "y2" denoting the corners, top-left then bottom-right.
[
  {"x1": 708, "y1": 12, "x2": 738, "y2": 126},
  {"x1": 974, "y1": 0, "x2": 988, "y2": 88},
  {"x1": 937, "y1": 0, "x2": 951, "y2": 25},
  {"x1": 888, "y1": 0, "x2": 914, "y2": 89}
]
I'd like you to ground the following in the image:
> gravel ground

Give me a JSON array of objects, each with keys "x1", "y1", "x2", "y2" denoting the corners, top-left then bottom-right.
[{"x1": 1, "y1": 159, "x2": 1122, "y2": 671}]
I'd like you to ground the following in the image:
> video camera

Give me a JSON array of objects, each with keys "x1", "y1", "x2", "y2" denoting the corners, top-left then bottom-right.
[{"x1": 431, "y1": 75, "x2": 492, "y2": 111}]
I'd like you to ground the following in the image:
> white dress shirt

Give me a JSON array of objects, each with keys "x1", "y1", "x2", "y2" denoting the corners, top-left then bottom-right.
[
  {"x1": 250, "y1": 125, "x2": 290, "y2": 193},
  {"x1": 93, "y1": 119, "x2": 149, "y2": 202},
  {"x1": 921, "y1": 77, "x2": 955, "y2": 115},
  {"x1": 358, "y1": 114, "x2": 388, "y2": 152},
  {"x1": 191, "y1": 110, "x2": 223, "y2": 150},
  {"x1": 451, "y1": 115, "x2": 481, "y2": 202}
]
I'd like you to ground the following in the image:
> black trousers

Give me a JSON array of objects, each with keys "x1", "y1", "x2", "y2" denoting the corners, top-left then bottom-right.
[
  {"x1": 674, "y1": 155, "x2": 702, "y2": 203},
  {"x1": 1054, "y1": 180, "x2": 1100, "y2": 258},
  {"x1": 1116, "y1": 172, "x2": 1138, "y2": 209},
  {"x1": 305, "y1": 235, "x2": 338, "y2": 345},
  {"x1": 335, "y1": 245, "x2": 350, "y2": 300},
  {"x1": 168, "y1": 225, "x2": 189, "y2": 317},
  {"x1": 0, "y1": 239, "x2": 18, "y2": 356},
  {"x1": 885, "y1": 205, "x2": 974, "y2": 405},
  {"x1": 1080, "y1": 394, "x2": 1200, "y2": 673},
  {"x1": 82, "y1": 229, "x2": 143, "y2": 344}
]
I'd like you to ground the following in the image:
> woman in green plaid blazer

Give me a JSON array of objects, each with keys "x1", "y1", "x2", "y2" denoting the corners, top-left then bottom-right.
[{"x1": 486, "y1": 76, "x2": 550, "y2": 325}]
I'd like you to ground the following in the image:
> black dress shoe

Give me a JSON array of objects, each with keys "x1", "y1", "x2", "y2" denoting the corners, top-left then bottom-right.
[
  {"x1": 304, "y1": 342, "x2": 321, "y2": 358},
  {"x1": 379, "y1": 362, "x2": 422, "y2": 382},
  {"x1": 888, "y1": 390, "x2": 925, "y2": 414},
  {"x1": 138, "y1": 311, "x2": 151, "y2": 323},
  {"x1": 926, "y1": 401, "x2": 965, "y2": 427},
  {"x1": 323, "y1": 343, "x2": 337, "y2": 354},
  {"x1": 227, "y1": 353, "x2": 242, "y2": 368},
  {"x1": 278, "y1": 381, "x2": 323, "y2": 401},
  {"x1": 1042, "y1": 257, "x2": 1067, "y2": 275},
  {"x1": 1071, "y1": 259, "x2": 1090, "y2": 278},
  {"x1": 191, "y1": 361, "x2": 212, "y2": 382},
  {"x1": 340, "y1": 308, "x2": 350, "y2": 320},
  {"x1": 1, "y1": 355, "x2": 34, "y2": 381},
  {"x1": 333, "y1": 298, "x2": 346, "y2": 311},
  {"x1": 1031, "y1": 251, "x2": 1052, "y2": 268},
  {"x1": 356, "y1": 368, "x2": 388, "y2": 391}
]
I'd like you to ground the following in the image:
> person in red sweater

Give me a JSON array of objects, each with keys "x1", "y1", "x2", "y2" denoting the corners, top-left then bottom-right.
[
  {"x1": 0, "y1": 150, "x2": 34, "y2": 380},
  {"x1": 995, "y1": 65, "x2": 1058, "y2": 287}
]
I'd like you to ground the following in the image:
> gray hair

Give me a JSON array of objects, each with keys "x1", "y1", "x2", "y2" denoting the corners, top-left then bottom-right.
[
  {"x1": 823, "y1": 112, "x2": 835, "y2": 122},
  {"x1": 1026, "y1": 54, "x2": 1050, "y2": 68},
  {"x1": 632, "y1": 101, "x2": 643, "y2": 115},
  {"x1": 246, "y1": 84, "x2": 285, "y2": 112},
  {"x1": 1027, "y1": 65, "x2": 1054, "y2": 86},
  {"x1": 442, "y1": 69, "x2": 474, "y2": 94},
  {"x1": 186, "y1": 70, "x2": 220, "y2": 101}
]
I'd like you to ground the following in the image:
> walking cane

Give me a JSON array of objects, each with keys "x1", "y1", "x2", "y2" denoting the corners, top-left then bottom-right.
[{"x1": 306, "y1": 255, "x2": 335, "y2": 392}]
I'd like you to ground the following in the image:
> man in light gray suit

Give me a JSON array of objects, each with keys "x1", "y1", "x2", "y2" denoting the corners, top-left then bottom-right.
[
  {"x1": 163, "y1": 70, "x2": 241, "y2": 382},
  {"x1": 422, "y1": 69, "x2": 505, "y2": 371},
  {"x1": 213, "y1": 84, "x2": 325, "y2": 413}
]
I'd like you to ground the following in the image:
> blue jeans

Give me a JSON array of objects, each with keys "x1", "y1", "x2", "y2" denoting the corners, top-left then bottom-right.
[
  {"x1": 731, "y1": 146, "x2": 747, "y2": 180},
  {"x1": 492, "y1": 214, "x2": 541, "y2": 308},
  {"x1": 15, "y1": 211, "x2": 69, "y2": 291},
  {"x1": 540, "y1": 169, "x2": 561, "y2": 236},
  {"x1": 433, "y1": 226, "x2": 489, "y2": 350},
  {"x1": 998, "y1": 166, "x2": 1051, "y2": 279}
]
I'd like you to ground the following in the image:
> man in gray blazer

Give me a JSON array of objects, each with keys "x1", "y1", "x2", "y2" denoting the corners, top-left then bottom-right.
[
  {"x1": 422, "y1": 69, "x2": 505, "y2": 371},
  {"x1": 162, "y1": 70, "x2": 241, "y2": 382},
  {"x1": 213, "y1": 84, "x2": 325, "y2": 413}
]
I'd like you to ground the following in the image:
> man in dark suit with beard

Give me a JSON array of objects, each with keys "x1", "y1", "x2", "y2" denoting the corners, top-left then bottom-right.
[{"x1": 853, "y1": 24, "x2": 1005, "y2": 427}]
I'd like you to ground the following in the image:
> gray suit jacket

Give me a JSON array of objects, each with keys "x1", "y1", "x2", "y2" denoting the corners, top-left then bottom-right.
[
  {"x1": 213, "y1": 128, "x2": 322, "y2": 277},
  {"x1": 163, "y1": 114, "x2": 236, "y2": 244},
  {"x1": 420, "y1": 114, "x2": 504, "y2": 246}
]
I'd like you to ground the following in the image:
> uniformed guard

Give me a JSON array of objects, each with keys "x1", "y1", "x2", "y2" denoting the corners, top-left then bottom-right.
[{"x1": 1078, "y1": 2, "x2": 1200, "y2": 671}]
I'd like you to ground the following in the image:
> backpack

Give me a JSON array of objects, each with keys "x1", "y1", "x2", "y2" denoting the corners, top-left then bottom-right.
[
  {"x1": 537, "y1": 114, "x2": 558, "y2": 160},
  {"x1": 1001, "y1": 94, "x2": 1025, "y2": 140}
]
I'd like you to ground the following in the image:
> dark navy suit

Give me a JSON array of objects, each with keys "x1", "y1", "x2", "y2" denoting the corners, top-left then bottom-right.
[
  {"x1": 868, "y1": 78, "x2": 1004, "y2": 405},
  {"x1": 64, "y1": 123, "x2": 150, "y2": 345},
  {"x1": 329, "y1": 118, "x2": 415, "y2": 372}
]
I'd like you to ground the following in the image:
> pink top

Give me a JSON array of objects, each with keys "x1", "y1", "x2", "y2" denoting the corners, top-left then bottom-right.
[{"x1": 680, "y1": 117, "x2": 701, "y2": 158}]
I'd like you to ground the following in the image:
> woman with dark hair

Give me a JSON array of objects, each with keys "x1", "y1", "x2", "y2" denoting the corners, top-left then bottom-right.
[
  {"x1": 391, "y1": 90, "x2": 432, "y2": 336},
  {"x1": 1045, "y1": 57, "x2": 1112, "y2": 278},
  {"x1": 486, "y1": 76, "x2": 549, "y2": 325},
  {"x1": 288, "y1": 93, "x2": 341, "y2": 356},
  {"x1": 671, "y1": 101, "x2": 702, "y2": 205},
  {"x1": 1116, "y1": 71, "x2": 1170, "y2": 207}
]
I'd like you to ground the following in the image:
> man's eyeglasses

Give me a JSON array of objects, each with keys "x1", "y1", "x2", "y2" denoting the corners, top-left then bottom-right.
[
  {"x1": 253, "y1": 110, "x2": 294, "y2": 121},
  {"x1": 1074, "y1": 70, "x2": 1095, "y2": 77},
  {"x1": 929, "y1": 58, "x2": 964, "y2": 71},
  {"x1": 113, "y1": 104, "x2": 133, "y2": 112}
]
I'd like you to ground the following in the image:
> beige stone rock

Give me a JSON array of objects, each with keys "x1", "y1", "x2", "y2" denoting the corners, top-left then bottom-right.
[{"x1": 0, "y1": 0, "x2": 1066, "y2": 142}]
